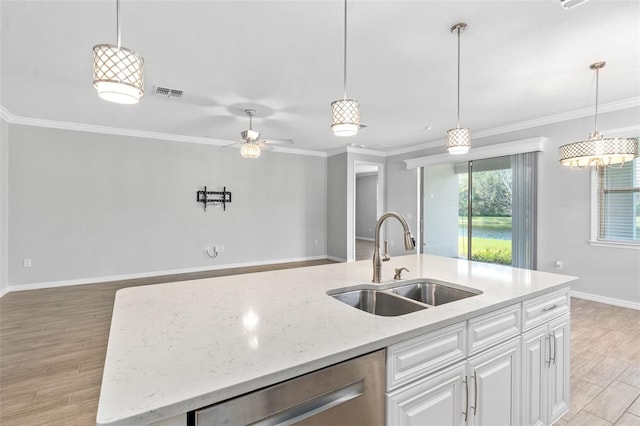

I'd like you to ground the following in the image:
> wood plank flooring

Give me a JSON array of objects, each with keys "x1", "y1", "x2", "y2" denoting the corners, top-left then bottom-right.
[
  {"x1": 1, "y1": 263, "x2": 639, "y2": 426},
  {"x1": 0, "y1": 260, "x2": 334, "y2": 426}
]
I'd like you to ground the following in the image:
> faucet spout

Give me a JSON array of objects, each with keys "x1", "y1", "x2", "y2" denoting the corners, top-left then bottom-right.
[{"x1": 372, "y1": 212, "x2": 415, "y2": 283}]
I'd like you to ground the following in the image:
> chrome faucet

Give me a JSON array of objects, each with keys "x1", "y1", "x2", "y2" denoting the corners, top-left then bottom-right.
[{"x1": 372, "y1": 212, "x2": 415, "y2": 283}]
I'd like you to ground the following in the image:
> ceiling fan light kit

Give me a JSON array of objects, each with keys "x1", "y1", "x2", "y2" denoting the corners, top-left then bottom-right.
[
  {"x1": 447, "y1": 22, "x2": 471, "y2": 155},
  {"x1": 331, "y1": 0, "x2": 360, "y2": 137},
  {"x1": 240, "y1": 141, "x2": 261, "y2": 159},
  {"x1": 558, "y1": 62, "x2": 639, "y2": 169},
  {"x1": 92, "y1": 0, "x2": 144, "y2": 104}
]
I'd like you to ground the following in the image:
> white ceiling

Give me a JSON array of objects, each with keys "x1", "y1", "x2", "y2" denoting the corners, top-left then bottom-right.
[{"x1": 1, "y1": 0, "x2": 639, "y2": 154}]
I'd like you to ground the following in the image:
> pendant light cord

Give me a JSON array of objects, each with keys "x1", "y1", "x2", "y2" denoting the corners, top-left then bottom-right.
[
  {"x1": 456, "y1": 26, "x2": 461, "y2": 129},
  {"x1": 594, "y1": 66, "x2": 599, "y2": 133},
  {"x1": 343, "y1": 0, "x2": 348, "y2": 100},
  {"x1": 116, "y1": 0, "x2": 121, "y2": 48}
]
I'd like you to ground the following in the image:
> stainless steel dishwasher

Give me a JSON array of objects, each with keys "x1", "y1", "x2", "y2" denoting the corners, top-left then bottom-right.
[{"x1": 189, "y1": 349, "x2": 385, "y2": 426}]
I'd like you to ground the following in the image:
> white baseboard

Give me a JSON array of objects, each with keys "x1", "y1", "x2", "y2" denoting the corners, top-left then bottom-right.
[
  {"x1": 326, "y1": 256, "x2": 347, "y2": 263},
  {"x1": 4, "y1": 255, "x2": 330, "y2": 294},
  {"x1": 355, "y1": 237, "x2": 375, "y2": 242},
  {"x1": 570, "y1": 290, "x2": 640, "y2": 311}
]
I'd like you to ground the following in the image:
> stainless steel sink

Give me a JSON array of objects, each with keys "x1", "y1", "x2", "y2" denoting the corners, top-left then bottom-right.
[
  {"x1": 391, "y1": 281, "x2": 480, "y2": 306},
  {"x1": 328, "y1": 279, "x2": 482, "y2": 316},
  {"x1": 331, "y1": 289, "x2": 427, "y2": 316}
]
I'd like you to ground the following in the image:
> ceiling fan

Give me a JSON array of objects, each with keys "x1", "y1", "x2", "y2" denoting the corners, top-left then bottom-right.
[{"x1": 231, "y1": 109, "x2": 294, "y2": 159}]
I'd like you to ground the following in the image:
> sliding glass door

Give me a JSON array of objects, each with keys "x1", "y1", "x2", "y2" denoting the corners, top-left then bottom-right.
[{"x1": 422, "y1": 153, "x2": 536, "y2": 269}]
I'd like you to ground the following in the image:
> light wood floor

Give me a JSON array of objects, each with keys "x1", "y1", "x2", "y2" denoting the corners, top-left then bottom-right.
[{"x1": 1, "y1": 265, "x2": 639, "y2": 425}]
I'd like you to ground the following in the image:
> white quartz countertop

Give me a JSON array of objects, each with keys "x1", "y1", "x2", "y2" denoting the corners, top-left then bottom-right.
[{"x1": 96, "y1": 254, "x2": 576, "y2": 425}]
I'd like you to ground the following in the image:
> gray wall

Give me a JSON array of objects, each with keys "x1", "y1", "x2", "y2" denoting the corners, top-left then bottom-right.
[
  {"x1": 355, "y1": 174, "x2": 377, "y2": 240},
  {"x1": 385, "y1": 107, "x2": 640, "y2": 305},
  {"x1": 7, "y1": 125, "x2": 327, "y2": 287},
  {"x1": 1, "y1": 118, "x2": 8, "y2": 295}
]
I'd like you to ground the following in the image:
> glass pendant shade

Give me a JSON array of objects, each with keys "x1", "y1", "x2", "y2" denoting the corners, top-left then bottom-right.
[
  {"x1": 559, "y1": 132, "x2": 638, "y2": 168},
  {"x1": 331, "y1": 98, "x2": 360, "y2": 137},
  {"x1": 93, "y1": 44, "x2": 144, "y2": 104},
  {"x1": 447, "y1": 127, "x2": 471, "y2": 155},
  {"x1": 240, "y1": 142, "x2": 261, "y2": 159}
]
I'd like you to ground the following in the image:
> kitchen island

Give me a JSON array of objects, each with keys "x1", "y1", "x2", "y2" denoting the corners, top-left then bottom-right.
[{"x1": 96, "y1": 254, "x2": 576, "y2": 425}]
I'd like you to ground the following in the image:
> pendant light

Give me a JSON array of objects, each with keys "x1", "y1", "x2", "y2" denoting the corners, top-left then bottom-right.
[
  {"x1": 330, "y1": 0, "x2": 360, "y2": 137},
  {"x1": 558, "y1": 62, "x2": 639, "y2": 168},
  {"x1": 447, "y1": 23, "x2": 471, "y2": 155},
  {"x1": 92, "y1": 0, "x2": 144, "y2": 104}
]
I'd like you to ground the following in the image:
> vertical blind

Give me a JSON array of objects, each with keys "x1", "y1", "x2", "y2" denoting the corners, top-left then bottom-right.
[
  {"x1": 598, "y1": 159, "x2": 640, "y2": 242},
  {"x1": 512, "y1": 153, "x2": 537, "y2": 269}
]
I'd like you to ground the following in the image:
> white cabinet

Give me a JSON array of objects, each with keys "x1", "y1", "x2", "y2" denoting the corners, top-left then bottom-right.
[
  {"x1": 522, "y1": 296, "x2": 571, "y2": 426},
  {"x1": 387, "y1": 304, "x2": 522, "y2": 426},
  {"x1": 467, "y1": 338, "x2": 521, "y2": 426},
  {"x1": 387, "y1": 362, "x2": 467, "y2": 426}
]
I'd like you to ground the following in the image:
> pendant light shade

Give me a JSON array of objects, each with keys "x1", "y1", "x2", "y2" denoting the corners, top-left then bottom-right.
[
  {"x1": 447, "y1": 23, "x2": 471, "y2": 155},
  {"x1": 558, "y1": 62, "x2": 639, "y2": 168},
  {"x1": 331, "y1": 0, "x2": 359, "y2": 137},
  {"x1": 240, "y1": 142, "x2": 261, "y2": 159},
  {"x1": 92, "y1": 0, "x2": 144, "y2": 104},
  {"x1": 331, "y1": 98, "x2": 360, "y2": 137}
]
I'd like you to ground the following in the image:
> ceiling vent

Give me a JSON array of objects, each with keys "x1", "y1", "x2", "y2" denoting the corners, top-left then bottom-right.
[
  {"x1": 153, "y1": 86, "x2": 183, "y2": 99},
  {"x1": 558, "y1": 0, "x2": 590, "y2": 9}
]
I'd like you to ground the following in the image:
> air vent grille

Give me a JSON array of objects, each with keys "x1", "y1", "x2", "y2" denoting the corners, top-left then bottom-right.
[{"x1": 153, "y1": 86, "x2": 183, "y2": 99}]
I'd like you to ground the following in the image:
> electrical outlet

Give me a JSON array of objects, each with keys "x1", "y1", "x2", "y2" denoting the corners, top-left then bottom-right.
[
  {"x1": 219, "y1": 246, "x2": 225, "y2": 252},
  {"x1": 213, "y1": 246, "x2": 220, "y2": 253},
  {"x1": 204, "y1": 246, "x2": 211, "y2": 254},
  {"x1": 554, "y1": 260, "x2": 563, "y2": 270},
  {"x1": 23, "y1": 258, "x2": 32, "y2": 267}
]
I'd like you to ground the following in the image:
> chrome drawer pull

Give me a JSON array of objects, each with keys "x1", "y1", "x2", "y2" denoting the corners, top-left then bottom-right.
[
  {"x1": 462, "y1": 377, "x2": 469, "y2": 422},
  {"x1": 542, "y1": 304, "x2": 558, "y2": 312},
  {"x1": 472, "y1": 371, "x2": 478, "y2": 416}
]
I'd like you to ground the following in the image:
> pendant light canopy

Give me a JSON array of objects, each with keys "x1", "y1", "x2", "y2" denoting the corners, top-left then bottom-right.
[
  {"x1": 558, "y1": 62, "x2": 639, "y2": 168},
  {"x1": 92, "y1": 0, "x2": 144, "y2": 104},
  {"x1": 331, "y1": 0, "x2": 360, "y2": 137},
  {"x1": 447, "y1": 23, "x2": 471, "y2": 155}
]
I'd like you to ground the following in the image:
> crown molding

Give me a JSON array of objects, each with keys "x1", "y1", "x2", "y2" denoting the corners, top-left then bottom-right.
[
  {"x1": 0, "y1": 105, "x2": 327, "y2": 157},
  {"x1": 327, "y1": 145, "x2": 387, "y2": 157},
  {"x1": 388, "y1": 96, "x2": 640, "y2": 158},
  {"x1": 404, "y1": 137, "x2": 548, "y2": 169},
  {"x1": 3, "y1": 96, "x2": 638, "y2": 159}
]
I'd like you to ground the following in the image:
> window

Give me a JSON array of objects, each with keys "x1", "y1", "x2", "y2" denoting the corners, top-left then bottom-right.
[
  {"x1": 421, "y1": 152, "x2": 537, "y2": 269},
  {"x1": 593, "y1": 158, "x2": 640, "y2": 245}
]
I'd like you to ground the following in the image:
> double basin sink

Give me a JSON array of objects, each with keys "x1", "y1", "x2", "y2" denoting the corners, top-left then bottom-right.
[{"x1": 328, "y1": 279, "x2": 482, "y2": 316}]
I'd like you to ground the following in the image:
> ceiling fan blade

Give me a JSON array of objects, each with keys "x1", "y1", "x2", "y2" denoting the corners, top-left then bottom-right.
[{"x1": 261, "y1": 138, "x2": 294, "y2": 145}]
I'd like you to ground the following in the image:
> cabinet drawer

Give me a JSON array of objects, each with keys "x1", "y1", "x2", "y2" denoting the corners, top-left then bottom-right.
[
  {"x1": 522, "y1": 289, "x2": 570, "y2": 331},
  {"x1": 387, "y1": 322, "x2": 466, "y2": 391},
  {"x1": 468, "y1": 303, "x2": 521, "y2": 355}
]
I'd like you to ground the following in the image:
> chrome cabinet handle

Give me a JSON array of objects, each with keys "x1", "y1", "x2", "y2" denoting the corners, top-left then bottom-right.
[
  {"x1": 545, "y1": 335, "x2": 551, "y2": 367},
  {"x1": 551, "y1": 331, "x2": 557, "y2": 365},
  {"x1": 472, "y1": 371, "x2": 478, "y2": 416},
  {"x1": 543, "y1": 304, "x2": 558, "y2": 312},
  {"x1": 462, "y1": 377, "x2": 469, "y2": 422}
]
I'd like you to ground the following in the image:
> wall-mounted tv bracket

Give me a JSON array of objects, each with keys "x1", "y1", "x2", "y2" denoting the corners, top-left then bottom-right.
[{"x1": 197, "y1": 186, "x2": 232, "y2": 211}]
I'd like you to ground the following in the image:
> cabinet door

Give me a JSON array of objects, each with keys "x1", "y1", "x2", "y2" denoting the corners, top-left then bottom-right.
[
  {"x1": 387, "y1": 361, "x2": 467, "y2": 426},
  {"x1": 468, "y1": 337, "x2": 521, "y2": 426},
  {"x1": 547, "y1": 314, "x2": 570, "y2": 424},
  {"x1": 521, "y1": 326, "x2": 548, "y2": 426}
]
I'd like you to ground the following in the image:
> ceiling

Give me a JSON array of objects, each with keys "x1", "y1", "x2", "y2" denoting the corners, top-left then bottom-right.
[{"x1": 1, "y1": 0, "x2": 639, "y2": 155}]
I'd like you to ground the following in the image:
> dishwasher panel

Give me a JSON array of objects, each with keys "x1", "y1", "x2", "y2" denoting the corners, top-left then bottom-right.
[{"x1": 192, "y1": 349, "x2": 385, "y2": 426}]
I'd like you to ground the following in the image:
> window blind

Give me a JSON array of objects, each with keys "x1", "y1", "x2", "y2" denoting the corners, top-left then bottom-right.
[{"x1": 598, "y1": 159, "x2": 640, "y2": 242}]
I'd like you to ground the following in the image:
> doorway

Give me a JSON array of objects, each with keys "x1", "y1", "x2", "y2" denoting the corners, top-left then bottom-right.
[{"x1": 353, "y1": 161, "x2": 384, "y2": 261}]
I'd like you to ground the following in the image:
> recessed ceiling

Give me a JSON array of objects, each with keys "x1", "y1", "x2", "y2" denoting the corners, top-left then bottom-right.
[{"x1": 1, "y1": 0, "x2": 639, "y2": 154}]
